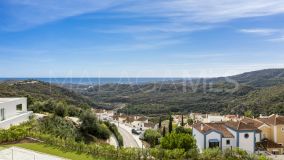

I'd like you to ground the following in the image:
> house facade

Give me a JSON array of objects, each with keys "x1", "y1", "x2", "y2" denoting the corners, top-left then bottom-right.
[
  {"x1": 242, "y1": 115, "x2": 284, "y2": 154},
  {"x1": 0, "y1": 98, "x2": 33, "y2": 129},
  {"x1": 193, "y1": 121, "x2": 260, "y2": 153}
]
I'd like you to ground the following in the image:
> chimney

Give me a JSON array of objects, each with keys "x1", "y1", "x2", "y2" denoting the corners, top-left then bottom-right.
[{"x1": 201, "y1": 124, "x2": 204, "y2": 131}]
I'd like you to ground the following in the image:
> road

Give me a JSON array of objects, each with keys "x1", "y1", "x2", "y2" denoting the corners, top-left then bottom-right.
[{"x1": 117, "y1": 125, "x2": 139, "y2": 148}]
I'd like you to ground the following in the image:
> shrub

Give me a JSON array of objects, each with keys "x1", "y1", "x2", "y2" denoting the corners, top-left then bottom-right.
[
  {"x1": 160, "y1": 132, "x2": 196, "y2": 151},
  {"x1": 54, "y1": 102, "x2": 67, "y2": 117},
  {"x1": 143, "y1": 129, "x2": 161, "y2": 147}
]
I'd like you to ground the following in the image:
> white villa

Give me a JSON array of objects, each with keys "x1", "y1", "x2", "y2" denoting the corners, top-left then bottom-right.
[
  {"x1": 0, "y1": 98, "x2": 33, "y2": 129},
  {"x1": 193, "y1": 121, "x2": 261, "y2": 153}
]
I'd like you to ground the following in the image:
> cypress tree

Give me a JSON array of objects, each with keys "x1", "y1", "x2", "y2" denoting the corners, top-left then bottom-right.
[
  {"x1": 169, "y1": 112, "x2": 173, "y2": 133},
  {"x1": 181, "y1": 114, "x2": 184, "y2": 126},
  {"x1": 162, "y1": 126, "x2": 166, "y2": 137},
  {"x1": 159, "y1": 117, "x2": 162, "y2": 129}
]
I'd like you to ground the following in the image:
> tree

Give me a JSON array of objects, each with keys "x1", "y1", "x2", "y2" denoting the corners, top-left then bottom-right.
[
  {"x1": 144, "y1": 129, "x2": 161, "y2": 147},
  {"x1": 162, "y1": 126, "x2": 166, "y2": 137},
  {"x1": 187, "y1": 118, "x2": 194, "y2": 125},
  {"x1": 168, "y1": 112, "x2": 173, "y2": 133},
  {"x1": 80, "y1": 111, "x2": 110, "y2": 140},
  {"x1": 160, "y1": 132, "x2": 196, "y2": 151},
  {"x1": 175, "y1": 126, "x2": 192, "y2": 134},
  {"x1": 181, "y1": 114, "x2": 184, "y2": 126},
  {"x1": 54, "y1": 102, "x2": 67, "y2": 117},
  {"x1": 244, "y1": 110, "x2": 253, "y2": 118},
  {"x1": 26, "y1": 94, "x2": 34, "y2": 106},
  {"x1": 158, "y1": 117, "x2": 162, "y2": 129}
]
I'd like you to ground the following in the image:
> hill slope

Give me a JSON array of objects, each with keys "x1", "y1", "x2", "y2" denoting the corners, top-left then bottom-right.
[
  {"x1": 0, "y1": 80, "x2": 94, "y2": 106},
  {"x1": 78, "y1": 69, "x2": 284, "y2": 115}
]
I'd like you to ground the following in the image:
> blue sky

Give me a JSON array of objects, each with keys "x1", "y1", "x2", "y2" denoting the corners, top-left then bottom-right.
[{"x1": 1, "y1": 0, "x2": 284, "y2": 77}]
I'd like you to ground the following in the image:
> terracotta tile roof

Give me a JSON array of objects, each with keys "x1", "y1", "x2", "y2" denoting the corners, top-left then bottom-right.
[
  {"x1": 257, "y1": 114, "x2": 284, "y2": 125},
  {"x1": 125, "y1": 116, "x2": 135, "y2": 123},
  {"x1": 193, "y1": 122, "x2": 234, "y2": 138},
  {"x1": 136, "y1": 116, "x2": 148, "y2": 121},
  {"x1": 144, "y1": 122, "x2": 155, "y2": 128},
  {"x1": 225, "y1": 121, "x2": 259, "y2": 131},
  {"x1": 259, "y1": 139, "x2": 284, "y2": 149},
  {"x1": 241, "y1": 117, "x2": 265, "y2": 128}
]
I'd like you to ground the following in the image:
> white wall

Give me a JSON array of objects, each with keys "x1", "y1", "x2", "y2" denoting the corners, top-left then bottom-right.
[
  {"x1": 226, "y1": 127, "x2": 238, "y2": 146},
  {"x1": 0, "y1": 111, "x2": 32, "y2": 129},
  {"x1": 255, "y1": 133, "x2": 261, "y2": 142},
  {"x1": 0, "y1": 98, "x2": 27, "y2": 119},
  {"x1": 193, "y1": 128, "x2": 204, "y2": 151},
  {"x1": 239, "y1": 132, "x2": 255, "y2": 153},
  {"x1": 222, "y1": 138, "x2": 236, "y2": 150},
  {"x1": 206, "y1": 131, "x2": 222, "y2": 148}
]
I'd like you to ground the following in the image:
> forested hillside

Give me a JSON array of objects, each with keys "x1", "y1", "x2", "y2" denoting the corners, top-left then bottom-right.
[
  {"x1": 78, "y1": 69, "x2": 284, "y2": 116},
  {"x1": 0, "y1": 80, "x2": 94, "y2": 106}
]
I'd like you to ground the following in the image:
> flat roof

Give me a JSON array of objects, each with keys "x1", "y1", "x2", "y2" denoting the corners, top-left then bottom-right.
[{"x1": 0, "y1": 98, "x2": 26, "y2": 103}]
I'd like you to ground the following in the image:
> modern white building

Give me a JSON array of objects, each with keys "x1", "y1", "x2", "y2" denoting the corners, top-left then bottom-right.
[
  {"x1": 0, "y1": 98, "x2": 33, "y2": 129},
  {"x1": 193, "y1": 121, "x2": 261, "y2": 153}
]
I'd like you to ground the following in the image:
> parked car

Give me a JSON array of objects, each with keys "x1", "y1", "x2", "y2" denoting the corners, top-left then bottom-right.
[{"x1": 132, "y1": 129, "x2": 141, "y2": 135}]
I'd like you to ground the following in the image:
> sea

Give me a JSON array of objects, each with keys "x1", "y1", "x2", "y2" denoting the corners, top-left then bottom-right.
[{"x1": 0, "y1": 78, "x2": 186, "y2": 85}]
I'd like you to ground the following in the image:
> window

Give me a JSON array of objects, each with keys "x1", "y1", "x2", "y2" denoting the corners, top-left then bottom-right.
[
  {"x1": 226, "y1": 140, "x2": 230, "y2": 145},
  {"x1": 244, "y1": 133, "x2": 249, "y2": 139},
  {"x1": 209, "y1": 142, "x2": 219, "y2": 148},
  {"x1": 209, "y1": 139, "x2": 220, "y2": 148},
  {"x1": 16, "y1": 104, "x2": 23, "y2": 111},
  {"x1": 0, "y1": 108, "x2": 4, "y2": 121}
]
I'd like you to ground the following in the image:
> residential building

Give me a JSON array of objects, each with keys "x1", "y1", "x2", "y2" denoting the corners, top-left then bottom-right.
[
  {"x1": 0, "y1": 98, "x2": 33, "y2": 129},
  {"x1": 241, "y1": 114, "x2": 284, "y2": 154},
  {"x1": 193, "y1": 121, "x2": 261, "y2": 153},
  {"x1": 132, "y1": 116, "x2": 148, "y2": 131}
]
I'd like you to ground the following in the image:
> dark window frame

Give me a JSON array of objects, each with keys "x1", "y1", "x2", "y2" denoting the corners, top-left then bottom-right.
[
  {"x1": 16, "y1": 104, "x2": 23, "y2": 111},
  {"x1": 226, "y1": 140, "x2": 230, "y2": 145},
  {"x1": 244, "y1": 133, "x2": 249, "y2": 139}
]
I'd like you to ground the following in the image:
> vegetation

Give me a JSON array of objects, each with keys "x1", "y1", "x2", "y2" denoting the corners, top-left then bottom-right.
[
  {"x1": 104, "y1": 121, "x2": 124, "y2": 147},
  {"x1": 143, "y1": 129, "x2": 161, "y2": 147},
  {"x1": 168, "y1": 113, "x2": 173, "y2": 133},
  {"x1": 80, "y1": 111, "x2": 111, "y2": 140},
  {"x1": 187, "y1": 118, "x2": 194, "y2": 125},
  {"x1": 0, "y1": 80, "x2": 94, "y2": 106},
  {"x1": 36, "y1": 115, "x2": 82, "y2": 141},
  {"x1": 200, "y1": 148, "x2": 270, "y2": 160},
  {"x1": 29, "y1": 99, "x2": 83, "y2": 117},
  {"x1": 175, "y1": 126, "x2": 192, "y2": 134},
  {"x1": 0, "y1": 122, "x2": 269, "y2": 160},
  {"x1": 70, "y1": 69, "x2": 284, "y2": 116},
  {"x1": 160, "y1": 132, "x2": 196, "y2": 151}
]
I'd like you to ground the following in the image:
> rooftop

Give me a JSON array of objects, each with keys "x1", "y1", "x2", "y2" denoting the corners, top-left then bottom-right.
[
  {"x1": 257, "y1": 114, "x2": 284, "y2": 125},
  {"x1": 0, "y1": 98, "x2": 25, "y2": 103},
  {"x1": 193, "y1": 122, "x2": 234, "y2": 138}
]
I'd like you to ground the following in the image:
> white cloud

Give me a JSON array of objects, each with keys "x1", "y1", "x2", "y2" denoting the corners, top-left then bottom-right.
[
  {"x1": 239, "y1": 29, "x2": 279, "y2": 36},
  {"x1": 2, "y1": 0, "x2": 284, "y2": 31},
  {"x1": 115, "y1": 0, "x2": 284, "y2": 23},
  {"x1": 268, "y1": 36, "x2": 284, "y2": 42},
  {"x1": 1, "y1": 0, "x2": 123, "y2": 31}
]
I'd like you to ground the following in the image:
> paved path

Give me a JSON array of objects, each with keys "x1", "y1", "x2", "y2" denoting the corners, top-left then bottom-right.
[
  {"x1": 0, "y1": 147, "x2": 65, "y2": 160},
  {"x1": 117, "y1": 124, "x2": 139, "y2": 148}
]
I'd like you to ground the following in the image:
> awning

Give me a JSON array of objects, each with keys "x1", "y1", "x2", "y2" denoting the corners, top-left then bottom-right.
[{"x1": 209, "y1": 139, "x2": 219, "y2": 143}]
